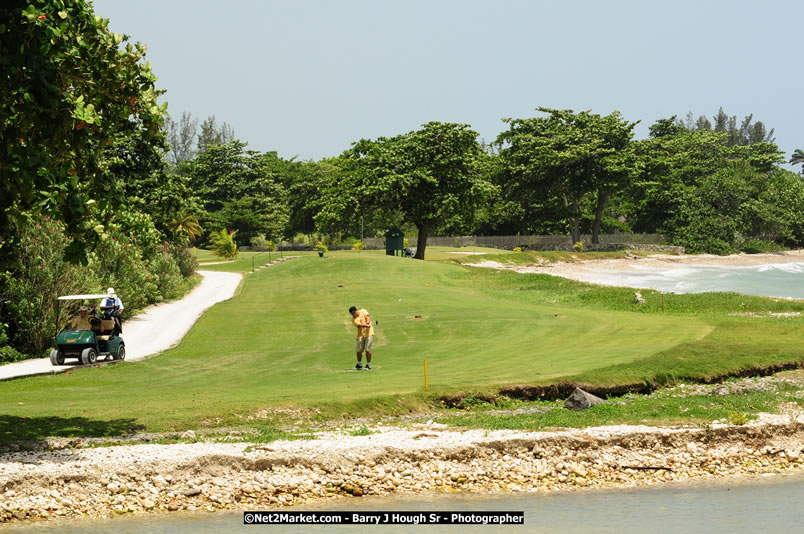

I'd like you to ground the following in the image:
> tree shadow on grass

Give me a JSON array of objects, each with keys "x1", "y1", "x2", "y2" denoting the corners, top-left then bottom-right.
[{"x1": 0, "y1": 415, "x2": 145, "y2": 445}]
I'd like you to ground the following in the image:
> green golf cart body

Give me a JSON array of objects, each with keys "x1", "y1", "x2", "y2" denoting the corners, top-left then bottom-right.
[{"x1": 50, "y1": 294, "x2": 126, "y2": 366}]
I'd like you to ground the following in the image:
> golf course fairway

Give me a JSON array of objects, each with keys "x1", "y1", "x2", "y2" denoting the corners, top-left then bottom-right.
[{"x1": 0, "y1": 252, "x2": 728, "y2": 436}]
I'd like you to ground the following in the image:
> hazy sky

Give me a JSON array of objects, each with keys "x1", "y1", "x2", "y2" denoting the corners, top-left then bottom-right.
[{"x1": 93, "y1": 0, "x2": 802, "y2": 163}]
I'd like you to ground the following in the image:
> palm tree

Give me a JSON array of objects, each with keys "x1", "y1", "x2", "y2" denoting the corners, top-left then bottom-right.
[
  {"x1": 172, "y1": 210, "x2": 202, "y2": 244},
  {"x1": 790, "y1": 149, "x2": 804, "y2": 173},
  {"x1": 209, "y1": 229, "x2": 238, "y2": 260}
]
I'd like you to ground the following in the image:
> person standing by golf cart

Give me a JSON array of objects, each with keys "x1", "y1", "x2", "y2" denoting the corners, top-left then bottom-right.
[
  {"x1": 349, "y1": 306, "x2": 374, "y2": 370},
  {"x1": 101, "y1": 287, "x2": 124, "y2": 335}
]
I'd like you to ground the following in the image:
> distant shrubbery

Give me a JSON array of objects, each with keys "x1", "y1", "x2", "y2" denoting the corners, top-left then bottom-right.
[{"x1": 739, "y1": 239, "x2": 783, "y2": 254}]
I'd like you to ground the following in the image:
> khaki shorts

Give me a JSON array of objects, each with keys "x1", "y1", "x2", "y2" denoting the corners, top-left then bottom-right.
[{"x1": 356, "y1": 336, "x2": 374, "y2": 353}]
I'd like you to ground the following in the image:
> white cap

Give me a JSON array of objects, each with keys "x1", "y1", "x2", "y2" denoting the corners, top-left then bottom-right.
[{"x1": 107, "y1": 287, "x2": 115, "y2": 295}]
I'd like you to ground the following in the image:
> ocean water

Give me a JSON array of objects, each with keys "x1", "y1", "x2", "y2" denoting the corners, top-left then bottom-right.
[
  {"x1": 570, "y1": 262, "x2": 804, "y2": 298},
  {"x1": 12, "y1": 473, "x2": 804, "y2": 534}
]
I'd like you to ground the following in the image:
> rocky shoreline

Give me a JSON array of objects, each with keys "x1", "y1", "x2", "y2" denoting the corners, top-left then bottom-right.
[{"x1": 2, "y1": 412, "x2": 803, "y2": 526}]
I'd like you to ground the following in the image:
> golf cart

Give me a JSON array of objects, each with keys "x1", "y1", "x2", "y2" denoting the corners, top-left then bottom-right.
[{"x1": 50, "y1": 294, "x2": 126, "y2": 366}]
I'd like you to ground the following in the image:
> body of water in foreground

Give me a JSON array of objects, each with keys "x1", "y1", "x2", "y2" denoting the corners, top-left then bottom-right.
[
  {"x1": 570, "y1": 262, "x2": 804, "y2": 298},
  {"x1": 12, "y1": 473, "x2": 804, "y2": 534}
]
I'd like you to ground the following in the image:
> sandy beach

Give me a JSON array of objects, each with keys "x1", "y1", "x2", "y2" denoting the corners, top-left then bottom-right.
[
  {"x1": 468, "y1": 250, "x2": 804, "y2": 297},
  {"x1": 472, "y1": 249, "x2": 804, "y2": 277}
]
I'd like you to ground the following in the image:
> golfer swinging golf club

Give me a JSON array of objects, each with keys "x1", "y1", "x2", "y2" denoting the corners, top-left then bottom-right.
[{"x1": 349, "y1": 305, "x2": 374, "y2": 370}]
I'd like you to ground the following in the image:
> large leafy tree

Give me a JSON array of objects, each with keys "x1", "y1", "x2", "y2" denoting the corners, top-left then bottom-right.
[
  {"x1": 282, "y1": 158, "x2": 339, "y2": 239},
  {"x1": 0, "y1": 0, "x2": 167, "y2": 265},
  {"x1": 627, "y1": 127, "x2": 733, "y2": 234},
  {"x1": 185, "y1": 141, "x2": 288, "y2": 245},
  {"x1": 496, "y1": 108, "x2": 638, "y2": 243},
  {"x1": 338, "y1": 122, "x2": 493, "y2": 259},
  {"x1": 625, "y1": 120, "x2": 784, "y2": 236},
  {"x1": 740, "y1": 169, "x2": 804, "y2": 246},
  {"x1": 104, "y1": 120, "x2": 199, "y2": 241}
]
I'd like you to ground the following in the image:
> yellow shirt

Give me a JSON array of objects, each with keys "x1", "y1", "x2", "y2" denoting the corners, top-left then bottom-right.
[
  {"x1": 71, "y1": 315, "x2": 92, "y2": 330},
  {"x1": 353, "y1": 309, "x2": 375, "y2": 339}
]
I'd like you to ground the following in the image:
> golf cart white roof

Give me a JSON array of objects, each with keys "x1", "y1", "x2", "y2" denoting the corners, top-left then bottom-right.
[{"x1": 57, "y1": 294, "x2": 109, "y2": 300}]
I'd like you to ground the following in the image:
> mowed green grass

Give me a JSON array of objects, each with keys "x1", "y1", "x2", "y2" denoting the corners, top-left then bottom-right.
[
  {"x1": 0, "y1": 253, "x2": 718, "y2": 436},
  {"x1": 194, "y1": 249, "x2": 310, "y2": 273}
]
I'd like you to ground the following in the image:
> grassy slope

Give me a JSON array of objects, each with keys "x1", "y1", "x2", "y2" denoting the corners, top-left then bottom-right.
[
  {"x1": 194, "y1": 248, "x2": 307, "y2": 273},
  {"x1": 1, "y1": 249, "x2": 802, "y2": 439}
]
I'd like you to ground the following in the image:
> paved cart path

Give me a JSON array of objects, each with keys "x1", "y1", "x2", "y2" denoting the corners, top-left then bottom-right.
[{"x1": 0, "y1": 270, "x2": 242, "y2": 381}]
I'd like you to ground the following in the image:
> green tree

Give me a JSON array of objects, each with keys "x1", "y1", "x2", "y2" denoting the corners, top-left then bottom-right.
[
  {"x1": 628, "y1": 127, "x2": 727, "y2": 234},
  {"x1": 740, "y1": 169, "x2": 804, "y2": 246},
  {"x1": 626, "y1": 120, "x2": 789, "y2": 254},
  {"x1": 185, "y1": 141, "x2": 288, "y2": 244},
  {"x1": 197, "y1": 115, "x2": 235, "y2": 154},
  {"x1": 649, "y1": 116, "x2": 685, "y2": 138},
  {"x1": 0, "y1": 0, "x2": 166, "y2": 265},
  {"x1": 104, "y1": 119, "x2": 199, "y2": 241},
  {"x1": 496, "y1": 108, "x2": 638, "y2": 243},
  {"x1": 668, "y1": 162, "x2": 796, "y2": 254},
  {"x1": 337, "y1": 122, "x2": 493, "y2": 259},
  {"x1": 679, "y1": 107, "x2": 775, "y2": 146},
  {"x1": 282, "y1": 159, "x2": 339, "y2": 239},
  {"x1": 790, "y1": 149, "x2": 804, "y2": 174}
]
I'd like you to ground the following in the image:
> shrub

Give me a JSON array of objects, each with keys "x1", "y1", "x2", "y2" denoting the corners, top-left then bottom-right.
[
  {"x1": 349, "y1": 424, "x2": 373, "y2": 436},
  {"x1": 265, "y1": 240, "x2": 276, "y2": 251},
  {"x1": 0, "y1": 344, "x2": 27, "y2": 364},
  {"x1": 1, "y1": 212, "x2": 196, "y2": 358},
  {"x1": 315, "y1": 242, "x2": 328, "y2": 253},
  {"x1": 164, "y1": 240, "x2": 199, "y2": 278},
  {"x1": 2, "y1": 217, "x2": 97, "y2": 354},
  {"x1": 148, "y1": 246, "x2": 184, "y2": 300},
  {"x1": 513, "y1": 247, "x2": 522, "y2": 252},
  {"x1": 0, "y1": 323, "x2": 27, "y2": 363},
  {"x1": 726, "y1": 411, "x2": 751, "y2": 425},
  {"x1": 739, "y1": 238, "x2": 783, "y2": 254},
  {"x1": 573, "y1": 241, "x2": 584, "y2": 252},
  {"x1": 352, "y1": 241, "x2": 363, "y2": 251},
  {"x1": 671, "y1": 213, "x2": 737, "y2": 255},
  {"x1": 250, "y1": 235, "x2": 267, "y2": 249}
]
